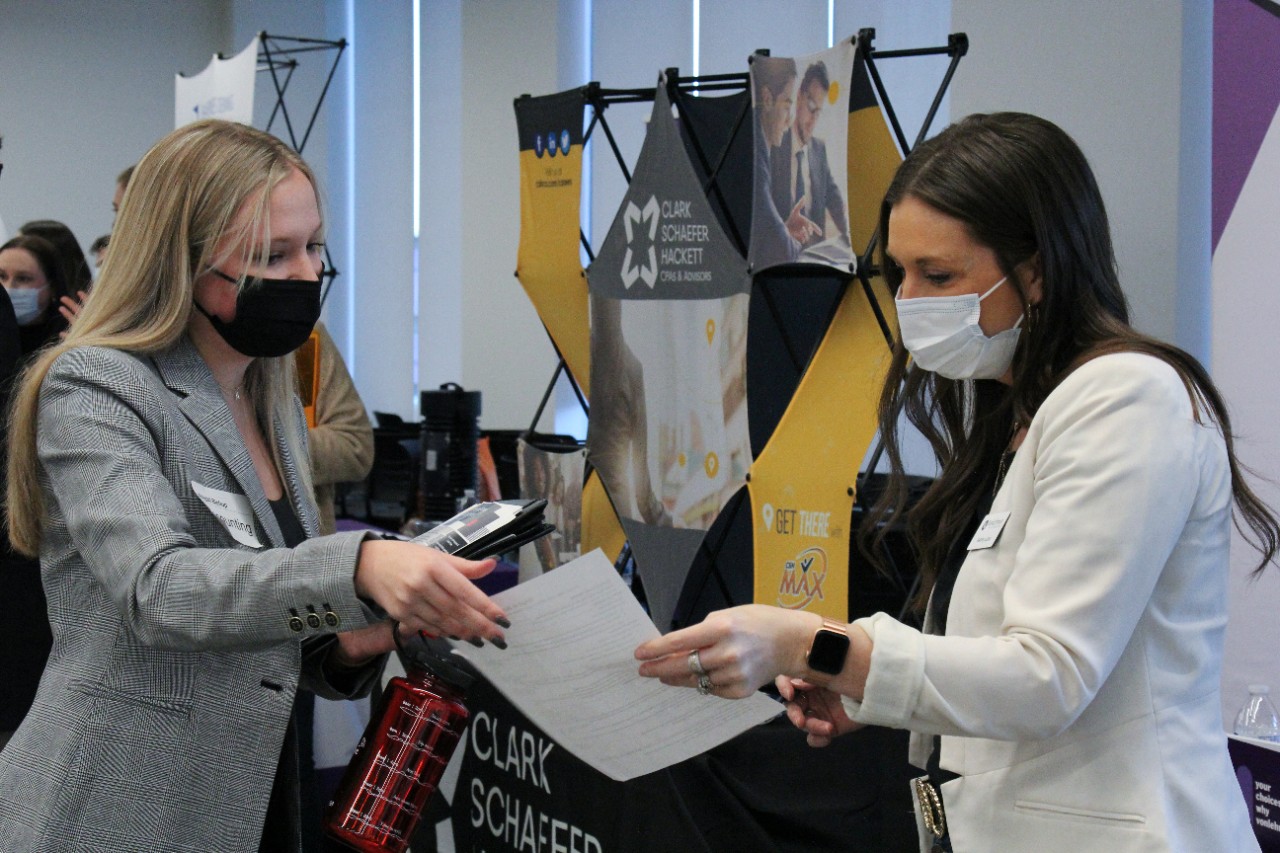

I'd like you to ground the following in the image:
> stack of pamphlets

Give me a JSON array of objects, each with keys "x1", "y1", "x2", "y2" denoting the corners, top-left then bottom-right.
[{"x1": 409, "y1": 499, "x2": 553, "y2": 560}]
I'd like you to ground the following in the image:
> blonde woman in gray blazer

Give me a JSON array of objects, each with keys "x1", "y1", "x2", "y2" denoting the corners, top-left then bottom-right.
[
  {"x1": 636, "y1": 113, "x2": 1277, "y2": 852},
  {"x1": 1, "y1": 121, "x2": 509, "y2": 851}
]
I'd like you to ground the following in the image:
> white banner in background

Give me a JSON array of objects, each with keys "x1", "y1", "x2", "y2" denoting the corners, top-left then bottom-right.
[{"x1": 175, "y1": 36, "x2": 258, "y2": 128}]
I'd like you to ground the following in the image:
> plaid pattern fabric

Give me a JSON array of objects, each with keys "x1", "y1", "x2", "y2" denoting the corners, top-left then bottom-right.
[{"x1": 0, "y1": 339, "x2": 378, "y2": 851}]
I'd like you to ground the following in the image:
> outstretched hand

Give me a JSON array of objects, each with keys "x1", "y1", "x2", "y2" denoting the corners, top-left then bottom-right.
[
  {"x1": 634, "y1": 604, "x2": 821, "y2": 699},
  {"x1": 785, "y1": 200, "x2": 821, "y2": 244},
  {"x1": 353, "y1": 539, "x2": 509, "y2": 645}
]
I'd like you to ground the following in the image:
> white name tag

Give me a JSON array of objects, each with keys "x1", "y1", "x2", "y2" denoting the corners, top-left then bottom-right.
[
  {"x1": 966, "y1": 510, "x2": 1011, "y2": 551},
  {"x1": 191, "y1": 481, "x2": 262, "y2": 548}
]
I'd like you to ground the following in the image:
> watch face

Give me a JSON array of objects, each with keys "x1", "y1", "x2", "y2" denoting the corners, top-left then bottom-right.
[{"x1": 808, "y1": 628, "x2": 851, "y2": 675}]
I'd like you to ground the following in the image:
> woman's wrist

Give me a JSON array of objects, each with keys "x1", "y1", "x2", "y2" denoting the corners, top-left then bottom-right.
[
  {"x1": 329, "y1": 642, "x2": 374, "y2": 671},
  {"x1": 789, "y1": 613, "x2": 869, "y2": 701},
  {"x1": 791, "y1": 611, "x2": 827, "y2": 680},
  {"x1": 832, "y1": 623, "x2": 872, "y2": 702}
]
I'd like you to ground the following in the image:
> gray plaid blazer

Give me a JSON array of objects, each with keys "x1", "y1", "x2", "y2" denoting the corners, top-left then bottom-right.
[{"x1": 0, "y1": 338, "x2": 379, "y2": 852}]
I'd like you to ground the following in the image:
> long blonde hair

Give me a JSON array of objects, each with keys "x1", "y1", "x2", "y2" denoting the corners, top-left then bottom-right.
[{"x1": 6, "y1": 120, "x2": 321, "y2": 555}]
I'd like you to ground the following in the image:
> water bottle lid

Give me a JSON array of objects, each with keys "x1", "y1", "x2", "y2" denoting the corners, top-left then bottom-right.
[
  {"x1": 1248, "y1": 684, "x2": 1271, "y2": 694},
  {"x1": 393, "y1": 626, "x2": 475, "y2": 691}
]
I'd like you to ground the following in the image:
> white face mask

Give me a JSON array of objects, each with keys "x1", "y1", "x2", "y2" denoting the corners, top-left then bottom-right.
[
  {"x1": 6, "y1": 287, "x2": 46, "y2": 327},
  {"x1": 895, "y1": 277, "x2": 1023, "y2": 380}
]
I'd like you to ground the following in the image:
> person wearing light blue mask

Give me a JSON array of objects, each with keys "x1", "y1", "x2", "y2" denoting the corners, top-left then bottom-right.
[
  {"x1": 635, "y1": 112, "x2": 1278, "y2": 853},
  {"x1": 2, "y1": 281, "x2": 44, "y2": 327},
  {"x1": 0, "y1": 242, "x2": 52, "y2": 325},
  {"x1": 0, "y1": 234, "x2": 70, "y2": 355}
]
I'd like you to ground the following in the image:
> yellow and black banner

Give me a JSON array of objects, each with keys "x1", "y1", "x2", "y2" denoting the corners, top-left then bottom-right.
[
  {"x1": 515, "y1": 90, "x2": 592, "y2": 397},
  {"x1": 580, "y1": 469, "x2": 626, "y2": 565},
  {"x1": 845, "y1": 45, "x2": 903, "y2": 254},
  {"x1": 748, "y1": 278, "x2": 895, "y2": 621}
]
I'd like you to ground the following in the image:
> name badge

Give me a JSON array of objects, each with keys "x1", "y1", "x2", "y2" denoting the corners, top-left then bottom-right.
[
  {"x1": 191, "y1": 481, "x2": 262, "y2": 548},
  {"x1": 966, "y1": 510, "x2": 1011, "y2": 551}
]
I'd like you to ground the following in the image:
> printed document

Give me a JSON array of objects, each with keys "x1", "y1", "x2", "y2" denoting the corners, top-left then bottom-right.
[{"x1": 451, "y1": 549, "x2": 781, "y2": 780}]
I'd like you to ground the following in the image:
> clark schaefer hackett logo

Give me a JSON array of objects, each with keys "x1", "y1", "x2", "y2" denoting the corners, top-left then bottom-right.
[{"x1": 621, "y1": 195, "x2": 660, "y2": 289}]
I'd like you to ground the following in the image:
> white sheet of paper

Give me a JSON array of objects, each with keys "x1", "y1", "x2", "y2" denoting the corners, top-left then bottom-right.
[{"x1": 450, "y1": 549, "x2": 781, "y2": 781}]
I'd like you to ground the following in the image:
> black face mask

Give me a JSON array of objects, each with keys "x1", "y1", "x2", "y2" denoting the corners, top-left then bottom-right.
[{"x1": 195, "y1": 268, "x2": 321, "y2": 358}]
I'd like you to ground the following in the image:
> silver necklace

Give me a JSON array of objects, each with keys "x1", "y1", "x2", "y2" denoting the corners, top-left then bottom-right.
[{"x1": 215, "y1": 379, "x2": 245, "y2": 401}]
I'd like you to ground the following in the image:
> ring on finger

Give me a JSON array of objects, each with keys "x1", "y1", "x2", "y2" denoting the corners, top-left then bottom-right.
[
  {"x1": 696, "y1": 674, "x2": 714, "y2": 695},
  {"x1": 688, "y1": 650, "x2": 708, "y2": 677}
]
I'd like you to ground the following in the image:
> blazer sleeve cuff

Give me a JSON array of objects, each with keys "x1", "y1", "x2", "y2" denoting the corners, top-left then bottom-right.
[
  {"x1": 839, "y1": 612, "x2": 926, "y2": 727},
  {"x1": 301, "y1": 635, "x2": 387, "y2": 700}
]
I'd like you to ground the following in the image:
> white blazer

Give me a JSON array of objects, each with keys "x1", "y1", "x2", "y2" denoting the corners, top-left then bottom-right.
[{"x1": 842, "y1": 353, "x2": 1259, "y2": 852}]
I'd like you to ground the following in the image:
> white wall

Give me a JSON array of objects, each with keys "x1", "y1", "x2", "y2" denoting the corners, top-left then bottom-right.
[
  {"x1": 457, "y1": 1, "x2": 565, "y2": 431},
  {"x1": 229, "y1": 2, "x2": 334, "y2": 194},
  {"x1": 0, "y1": 0, "x2": 952, "y2": 433},
  {"x1": 341, "y1": 1, "x2": 418, "y2": 419},
  {"x1": 0, "y1": 0, "x2": 229, "y2": 252},
  {"x1": 949, "y1": 0, "x2": 1201, "y2": 357},
  {"x1": 1, "y1": 1, "x2": 1210, "y2": 423},
  {"x1": 419, "y1": 0, "x2": 465, "y2": 401}
]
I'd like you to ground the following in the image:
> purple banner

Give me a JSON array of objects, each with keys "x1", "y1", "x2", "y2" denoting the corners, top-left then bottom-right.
[
  {"x1": 1212, "y1": 0, "x2": 1280, "y2": 250},
  {"x1": 1230, "y1": 735, "x2": 1280, "y2": 851}
]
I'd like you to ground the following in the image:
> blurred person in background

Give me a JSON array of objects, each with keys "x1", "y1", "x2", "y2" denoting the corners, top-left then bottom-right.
[
  {"x1": 19, "y1": 220, "x2": 92, "y2": 330},
  {"x1": 0, "y1": 233, "x2": 70, "y2": 356}
]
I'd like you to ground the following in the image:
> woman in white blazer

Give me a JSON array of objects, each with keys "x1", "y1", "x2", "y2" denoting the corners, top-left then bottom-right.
[
  {"x1": 0, "y1": 120, "x2": 510, "y2": 851},
  {"x1": 636, "y1": 112, "x2": 1278, "y2": 852}
]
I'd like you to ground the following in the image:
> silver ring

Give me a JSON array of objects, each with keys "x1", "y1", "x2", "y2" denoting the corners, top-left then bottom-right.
[
  {"x1": 688, "y1": 650, "x2": 708, "y2": 677},
  {"x1": 696, "y1": 674, "x2": 713, "y2": 695}
]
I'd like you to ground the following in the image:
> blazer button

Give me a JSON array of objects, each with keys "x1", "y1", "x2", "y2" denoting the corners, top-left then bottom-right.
[
  {"x1": 306, "y1": 612, "x2": 322, "y2": 629},
  {"x1": 288, "y1": 616, "x2": 305, "y2": 632},
  {"x1": 324, "y1": 611, "x2": 340, "y2": 628}
]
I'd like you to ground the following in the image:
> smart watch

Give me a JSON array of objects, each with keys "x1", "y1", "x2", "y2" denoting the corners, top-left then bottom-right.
[{"x1": 806, "y1": 618, "x2": 851, "y2": 677}]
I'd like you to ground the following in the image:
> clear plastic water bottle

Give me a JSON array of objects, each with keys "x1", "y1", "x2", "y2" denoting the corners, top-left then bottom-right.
[{"x1": 1233, "y1": 684, "x2": 1280, "y2": 742}]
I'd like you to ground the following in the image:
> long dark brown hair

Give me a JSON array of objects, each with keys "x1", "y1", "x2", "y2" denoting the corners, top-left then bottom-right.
[
  {"x1": 18, "y1": 220, "x2": 93, "y2": 296},
  {"x1": 861, "y1": 112, "x2": 1278, "y2": 612}
]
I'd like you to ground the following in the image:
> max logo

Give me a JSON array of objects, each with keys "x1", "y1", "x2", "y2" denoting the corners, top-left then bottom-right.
[
  {"x1": 621, "y1": 196, "x2": 660, "y2": 289},
  {"x1": 776, "y1": 547, "x2": 827, "y2": 610}
]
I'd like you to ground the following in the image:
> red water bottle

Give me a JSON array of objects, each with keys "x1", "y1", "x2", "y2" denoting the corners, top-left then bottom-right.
[{"x1": 324, "y1": 633, "x2": 471, "y2": 853}]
